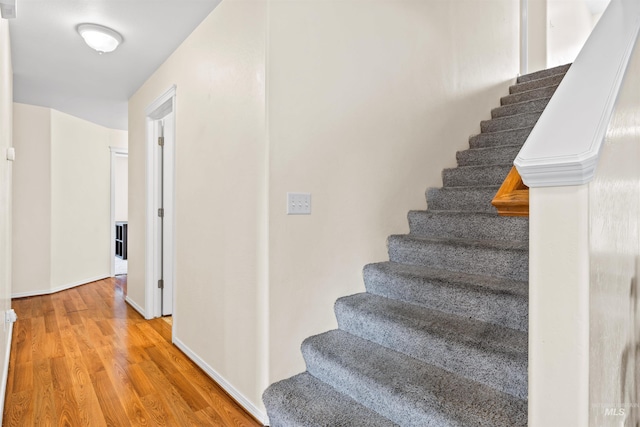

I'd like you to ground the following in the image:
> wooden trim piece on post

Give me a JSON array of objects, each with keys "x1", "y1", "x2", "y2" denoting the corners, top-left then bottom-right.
[{"x1": 492, "y1": 166, "x2": 529, "y2": 216}]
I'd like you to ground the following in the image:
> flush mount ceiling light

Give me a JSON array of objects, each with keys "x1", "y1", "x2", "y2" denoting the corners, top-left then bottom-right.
[{"x1": 77, "y1": 23, "x2": 123, "y2": 54}]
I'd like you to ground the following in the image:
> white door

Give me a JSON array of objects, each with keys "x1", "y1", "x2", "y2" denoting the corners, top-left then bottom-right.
[
  {"x1": 146, "y1": 87, "x2": 176, "y2": 320},
  {"x1": 153, "y1": 111, "x2": 174, "y2": 317},
  {"x1": 159, "y1": 112, "x2": 174, "y2": 316}
]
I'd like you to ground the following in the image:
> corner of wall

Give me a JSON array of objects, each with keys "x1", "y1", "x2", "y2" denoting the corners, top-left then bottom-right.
[{"x1": 0, "y1": 17, "x2": 14, "y2": 424}]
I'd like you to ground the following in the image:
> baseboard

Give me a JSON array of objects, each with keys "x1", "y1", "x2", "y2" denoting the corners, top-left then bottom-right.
[
  {"x1": 11, "y1": 274, "x2": 111, "y2": 299},
  {"x1": 0, "y1": 321, "x2": 14, "y2": 426},
  {"x1": 124, "y1": 296, "x2": 145, "y2": 318},
  {"x1": 172, "y1": 336, "x2": 268, "y2": 425}
]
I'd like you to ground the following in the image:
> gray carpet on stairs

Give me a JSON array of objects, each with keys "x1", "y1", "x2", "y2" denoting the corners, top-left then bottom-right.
[{"x1": 262, "y1": 64, "x2": 571, "y2": 426}]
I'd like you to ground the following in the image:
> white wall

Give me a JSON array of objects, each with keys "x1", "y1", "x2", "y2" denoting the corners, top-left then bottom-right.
[
  {"x1": 588, "y1": 36, "x2": 640, "y2": 426},
  {"x1": 547, "y1": 0, "x2": 594, "y2": 67},
  {"x1": 267, "y1": 0, "x2": 520, "y2": 385},
  {"x1": 526, "y1": 0, "x2": 605, "y2": 73},
  {"x1": 528, "y1": 0, "x2": 549, "y2": 72},
  {"x1": 12, "y1": 105, "x2": 127, "y2": 297},
  {"x1": 0, "y1": 18, "x2": 13, "y2": 422},
  {"x1": 127, "y1": 0, "x2": 267, "y2": 416},
  {"x1": 50, "y1": 110, "x2": 127, "y2": 289},
  {"x1": 114, "y1": 155, "x2": 128, "y2": 222},
  {"x1": 128, "y1": 0, "x2": 519, "y2": 419},
  {"x1": 12, "y1": 104, "x2": 51, "y2": 296}
]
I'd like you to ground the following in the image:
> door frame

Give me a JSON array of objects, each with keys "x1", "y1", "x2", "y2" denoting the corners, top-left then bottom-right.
[
  {"x1": 109, "y1": 146, "x2": 128, "y2": 277},
  {"x1": 145, "y1": 85, "x2": 177, "y2": 321}
]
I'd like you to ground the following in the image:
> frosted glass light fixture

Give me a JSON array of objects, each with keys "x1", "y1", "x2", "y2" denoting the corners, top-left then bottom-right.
[{"x1": 77, "y1": 24, "x2": 123, "y2": 54}]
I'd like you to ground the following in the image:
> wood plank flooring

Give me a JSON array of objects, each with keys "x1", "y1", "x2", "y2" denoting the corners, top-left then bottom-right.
[{"x1": 3, "y1": 277, "x2": 263, "y2": 427}]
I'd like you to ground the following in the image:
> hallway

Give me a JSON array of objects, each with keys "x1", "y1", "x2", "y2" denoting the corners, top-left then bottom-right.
[{"x1": 2, "y1": 278, "x2": 261, "y2": 426}]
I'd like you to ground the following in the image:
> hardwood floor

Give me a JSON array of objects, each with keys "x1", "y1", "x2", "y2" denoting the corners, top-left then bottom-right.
[{"x1": 3, "y1": 277, "x2": 263, "y2": 427}]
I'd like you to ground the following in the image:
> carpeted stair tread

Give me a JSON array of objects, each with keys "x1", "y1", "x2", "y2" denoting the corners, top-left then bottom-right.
[
  {"x1": 388, "y1": 234, "x2": 529, "y2": 253},
  {"x1": 335, "y1": 293, "x2": 527, "y2": 399},
  {"x1": 263, "y1": 373, "x2": 398, "y2": 427},
  {"x1": 509, "y1": 72, "x2": 566, "y2": 94},
  {"x1": 302, "y1": 330, "x2": 528, "y2": 427},
  {"x1": 442, "y1": 164, "x2": 513, "y2": 187},
  {"x1": 456, "y1": 144, "x2": 523, "y2": 166},
  {"x1": 427, "y1": 186, "x2": 499, "y2": 212},
  {"x1": 363, "y1": 261, "x2": 528, "y2": 331},
  {"x1": 491, "y1": 97, "x2": 550, "y2": 118},
  {"x1": 501, "y1": 84, "x2": 559, "y2": 105},
  {"x1": 408, "y1": 210, "x2": 528, "y2": 242},
  {"x1": 468, "y1": 126, "x2": 533, "y2": 149},
  {"x1": 516, "y1": 63, "x2": 571, "y2": 83},
  {"x1": 388, "y1": 235, "x2": 528, "y2": 281},
  {"x1": 480, "y1": 110, "x2": 542, "y2": 133}
]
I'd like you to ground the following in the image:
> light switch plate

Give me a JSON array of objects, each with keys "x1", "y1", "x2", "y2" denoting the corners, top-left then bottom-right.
[
  {"x1": 287, "y1": 192, "x2": 311, "y2": 215},
  {"x1": 6, "y1": 147, "x2": 15, "y2": 161}
]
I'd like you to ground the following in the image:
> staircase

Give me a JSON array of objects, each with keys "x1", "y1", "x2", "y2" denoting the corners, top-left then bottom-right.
[{"x1": 263, "y1": 63, "x2": 571, "y2": 427}]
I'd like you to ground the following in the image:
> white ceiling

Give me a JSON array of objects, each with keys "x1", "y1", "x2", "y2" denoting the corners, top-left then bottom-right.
[{"x1": 9, "y1": 0, "x2": 222, "y2": 130}]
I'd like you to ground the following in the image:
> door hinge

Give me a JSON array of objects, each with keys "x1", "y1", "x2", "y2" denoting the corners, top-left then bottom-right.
[
  {"x1": 158, "y1": 208, "x2": 164, "y2": 217},
  {"x1": 158, "y1": 136, "x2": 164, "y2": 146},
  {"x1": 158, "y1": 279, "x2": 164, "y2": 289}
]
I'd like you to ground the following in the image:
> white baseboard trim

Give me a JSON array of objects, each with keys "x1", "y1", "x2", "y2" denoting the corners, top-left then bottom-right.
[
  {"x1": 125, "y1": 296, "x2": 145, "y2": 318},
  {"x1": 0, "y1": 321, "x2": 14, "y2": 426},
  {"x1": 11, "y1": 275, "x2": 111, "y2": 299},
  {"x1": 173, "y1": 336, "x2": 268, "y2": 425}
]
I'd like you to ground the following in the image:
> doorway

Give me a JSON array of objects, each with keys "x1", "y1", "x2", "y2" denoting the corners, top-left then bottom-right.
[
  {"x1": 110, "y1": 147, "x2": 128, "y2": 278},
  {"x1": 145, "y1": 86, "x2": 176, "y2": 320}
]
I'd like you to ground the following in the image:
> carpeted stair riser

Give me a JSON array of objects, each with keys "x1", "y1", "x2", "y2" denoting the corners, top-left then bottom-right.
[
  {"x1": 263, "y1": 373, "x2": 397, "y2": 427},
  {"x1": 509, "y1": 72, "x2": 565, "y2": 94},
  {"x1": 491, "y1": 97, "x2": 550, "y2": 119},
  {"x1": 388, "y1": 235, "x2": 528, "y2": 281},
  {"x1": 363, "y1": 262, "x2": 528, "y2": 332},
  {"x1": 302, "y1": 330, "x2": 528, "y2": 427},
  {"x1": 442, "y1": 164, "x2": 512, "y2": 187},
  {"x1": 334, "y1": 293, "x2": 528, "y2": 399},
  {"x1": 468, "y1": 127, "x2": 533, "y2": 149},
  {"x1": 408, "y1": 210, "x2": 528, "y2": 242},
  {"x1": 480, "y1": 111, "x2": 542, "y2": 133},
  {"x1": 456, "y1": 145, "x2": 523, "y2": 166},
  {"x1": 427, "y1": 186, "x2": 499, "y2": 212},
  {"x1": 501, "y1": 84, "x2": 559, "y2": 105},
  {"x1": 516, "y1": 63, "x2": 570, "y2": 83}
]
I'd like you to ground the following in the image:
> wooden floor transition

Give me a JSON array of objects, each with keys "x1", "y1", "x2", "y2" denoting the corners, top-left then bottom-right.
[{"x1": 3, "y1": 277, "x2": 262, "y2": 426}]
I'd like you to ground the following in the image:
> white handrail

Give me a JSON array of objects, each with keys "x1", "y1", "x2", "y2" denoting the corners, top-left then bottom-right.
[{"x1": 514, "y1": 0, "x2": 640, "y2": 188}]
